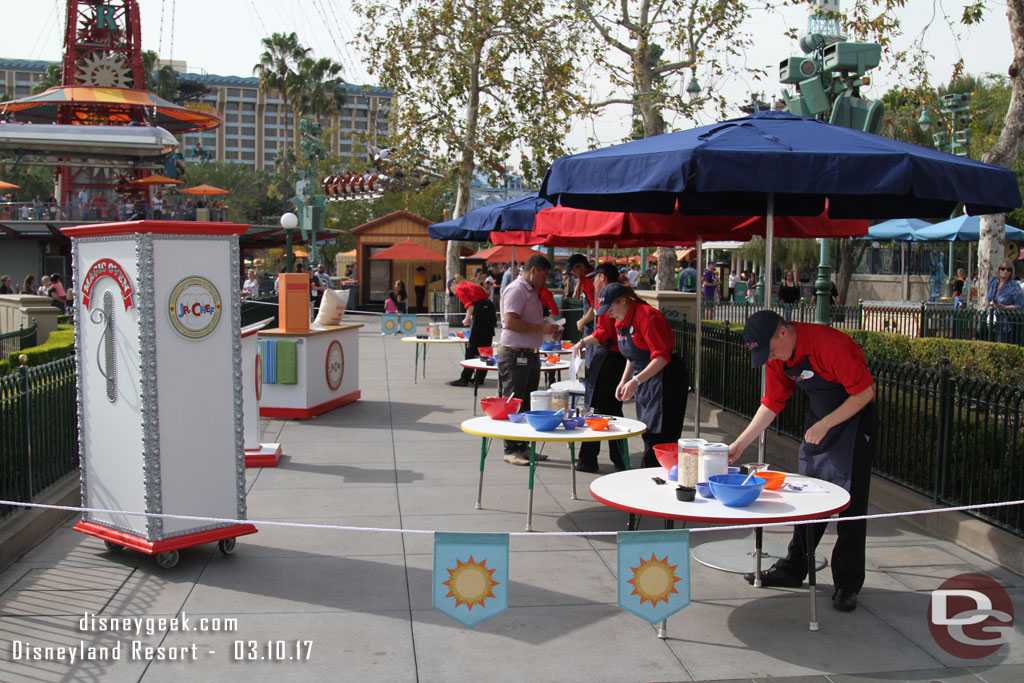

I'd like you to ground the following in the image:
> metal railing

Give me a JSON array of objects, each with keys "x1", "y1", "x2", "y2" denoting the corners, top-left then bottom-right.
[
  {"x1": 0, "y1": 321, "x2": 37, "y2": 359},
  {"x1": 0, "y1": 356, "x2": 78, "y2": 521},
  {"x1": 667, "y1": 316, "x2": 1024, "y2": 536},
  {"x1": 705, "y1": 302, "x2": 1024, "y2": 346},
  {"x1": 0, "y1": 201, "x2": 228, "y2": 222}
]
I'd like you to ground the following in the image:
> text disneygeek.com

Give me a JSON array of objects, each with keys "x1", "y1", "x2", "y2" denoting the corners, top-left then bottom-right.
[{"x1": 7, "y1": 612, "x2": 313, "y2": 664}]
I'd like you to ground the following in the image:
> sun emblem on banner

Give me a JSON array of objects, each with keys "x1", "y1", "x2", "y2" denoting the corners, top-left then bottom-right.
[
  {"x1": 384, "y1": 319, "x2": 397, "y2": 331},
  {"x1": 628, "y1": 554, "x2": 681, "y2": 606},
  {"x1": 443, "y1": 556, "x2": 500, "y2": 611}
]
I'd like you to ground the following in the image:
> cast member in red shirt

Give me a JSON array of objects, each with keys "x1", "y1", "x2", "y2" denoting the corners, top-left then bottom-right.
[
  {"x1": 729, "y1": 310, "x2": 877, "y2": 613},
  {"x1": 537, "y1": 285, "x2": 559, "y2": 317},
  {"x1": 597, "y1": 283, "x2": 687, "y2": 469},
  {"x1": 448, "y1": 277, "x2": 496, "y2": 387}
]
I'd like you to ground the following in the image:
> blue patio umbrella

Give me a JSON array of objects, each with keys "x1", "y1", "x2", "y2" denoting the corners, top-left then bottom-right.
[
  {"x1": 428, "y1": 192, "x2": 553, "y2": 241},
  {"x1": 540, "y1": 111, "x2": 1021, "y2": 220},
  {"x1": 915, "y1": 214, "x2": 1024, "y2": 241},
  {"x1": 865, "y1": 218, "x2": 933, "y2": 241}
]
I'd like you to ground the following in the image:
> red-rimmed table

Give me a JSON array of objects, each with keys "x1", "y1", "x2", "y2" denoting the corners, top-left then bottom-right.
[
  {"x1": 461, "y1": 415, "x2": 646, "y2": 530},
  {"x1": 590, "y1": 469, "x2": 851, "y2": 632},
  {"x1": 460, "y1": 358, "x2": 570, "y2": 414}
]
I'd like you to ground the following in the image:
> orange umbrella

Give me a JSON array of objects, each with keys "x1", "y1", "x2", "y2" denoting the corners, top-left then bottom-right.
[
  {"x1": 129, "y1": 174, "x2": 183, "y2": 186},
  {"x1": 0, "y1": 180, "x2": 20, "y2": 190},
  {"x1": 182, "y1": 184, "x2": 228, "y2": 195},
  {"x1": 370, "y1": 240, "x2": 445, "y2": 288},
  {"x1": 471, "y1": 244, "x2": 539, "y2": 263},
  {"x1": 293, "y1": 248, "x2": 309, "y2": 258}
]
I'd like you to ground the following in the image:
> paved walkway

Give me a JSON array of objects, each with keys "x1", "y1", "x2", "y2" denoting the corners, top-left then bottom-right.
[{"x1": 0, "y1": 314, "x2": 1021, "y2": 682}]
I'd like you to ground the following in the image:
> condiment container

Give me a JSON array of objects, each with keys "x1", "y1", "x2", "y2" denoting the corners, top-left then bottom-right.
[
  {"x1": 697, "y1": 442, "x2": 730, "y2": 483},
  {"x1": 677, "y1": 438, "x2": 705, "y2": 488},
  {"x1": 530, "y1": 390, "x2": 551, "y2": 411}
]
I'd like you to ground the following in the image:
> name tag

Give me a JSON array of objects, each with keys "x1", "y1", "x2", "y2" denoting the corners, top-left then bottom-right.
[{"x1": 516, "y1": 356, "x2": 528, "y2": 366}]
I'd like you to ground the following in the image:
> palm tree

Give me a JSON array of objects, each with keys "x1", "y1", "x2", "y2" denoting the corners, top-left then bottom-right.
[
  {"x1": 296, "y1": 56, "x2": 346, "y2": 152},
  {"x1": 253, "y1": 32, "x2": 311, "y2": 156}
]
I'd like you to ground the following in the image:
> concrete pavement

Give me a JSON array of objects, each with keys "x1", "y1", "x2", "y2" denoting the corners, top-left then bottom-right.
[{"x1": 0, "y1": 312, "x2": 1021, "y2": 682}]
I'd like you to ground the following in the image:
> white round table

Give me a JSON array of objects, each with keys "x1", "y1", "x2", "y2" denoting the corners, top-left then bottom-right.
[
  {"x1": 400, "y1": 336, "x2": 466, "y2": 383},
  {"x1": 590, "y1": 468, "x2": 850, "y2": 632},
  {"x1": 460, "y1": 415, "x2": 646, "y2": 531},
  {"x1": 460, "y1": 358, "x2": 570, "y2": 413}
]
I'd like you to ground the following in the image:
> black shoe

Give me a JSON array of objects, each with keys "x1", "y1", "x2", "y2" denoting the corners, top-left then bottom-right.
[
  {"x1": 743, "y1": 562, "x2": 804, "y2": 588},
  {"x1": 448, "y1": 379, "x2": 470, "y2": 387},
  {"x1": 832, "y1": 588, "x2": 858, "y2": 612},
  {"x1": 575, "y1": 462, "x2": 599, "y2": 474}
]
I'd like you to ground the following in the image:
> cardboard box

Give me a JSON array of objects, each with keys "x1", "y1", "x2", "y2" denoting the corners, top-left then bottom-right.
[{"x1": 278, "y1": 273, "x2": 310, "y2": 332}]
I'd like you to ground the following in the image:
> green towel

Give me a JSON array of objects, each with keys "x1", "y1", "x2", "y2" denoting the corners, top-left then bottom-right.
[{"x1": 276, "y1": 340, "x2": 298, "y2": 384}]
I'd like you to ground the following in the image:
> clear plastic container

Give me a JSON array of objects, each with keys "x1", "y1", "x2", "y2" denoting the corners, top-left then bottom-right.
[
  {"x1": 677, "y1": 438, "x2": 705, "y2": 488},
  {"x1": 698, "y1": 442, "x2": 730, "y2": 483},
  {"x1": 530, "y1": 390, "x2": 551, "y2": 411},
  {"x1": 548, "y1": 390, "x2": 569, "y2": 413}
]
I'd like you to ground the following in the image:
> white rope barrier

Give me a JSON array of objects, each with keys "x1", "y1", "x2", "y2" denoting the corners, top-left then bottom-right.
[{"x1": 3, "y1": 498, "x2": 1021, "y2": 537}]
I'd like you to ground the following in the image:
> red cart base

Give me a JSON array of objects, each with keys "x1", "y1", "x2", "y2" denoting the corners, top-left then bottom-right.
[
  {"x1": 245, "y1": 443, "x2": 282, "y2": 467},
  {"x1": 75, "y1": 520, "x2": 258, "y2": 568}
]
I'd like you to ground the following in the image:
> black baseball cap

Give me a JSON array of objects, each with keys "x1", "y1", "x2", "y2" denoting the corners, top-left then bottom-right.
[
  {"x1": 743, "y1": 310, "x2": 784, "y2": 367},
  {"x1": 567, "y1": 253, "x2": 590, "y2": 269},
  {"x1": 447, "y1": 277, "x2": 457, "y2": 291},
  {"x1": 588, "y1": 262, "x2": 619, "y2": 281},
  {"x1": 596, "y1": 283, "x2": 629, "y2": 317}
]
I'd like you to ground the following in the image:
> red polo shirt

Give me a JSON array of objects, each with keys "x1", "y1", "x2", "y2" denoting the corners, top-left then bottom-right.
[
  {"x1": 762, "y1": 322, "x2": 875, "y2": 414},
  {"x1": 579, "y1": 275, "x2": 596, "y2": 309},
  {"x1": 454, "y1": 282, "x2": 488, "y2": 307},
  {"x1": 591, "y1": 312, "x2": 620, "y2": 352},
  {"x1": 615, "y1": 301, "x2": 674, "y2": 363},
  {"x1": 537, "y1": 287, "x2": 559, "y2": 317}
]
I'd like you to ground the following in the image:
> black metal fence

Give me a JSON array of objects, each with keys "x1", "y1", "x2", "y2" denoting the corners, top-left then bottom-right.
[
  {"x1": 667, "y1": 315, "x2": 1024, "y2": 536},
  {"x1": 0, "y1": 356, "x2": 78, "y2": 521},
  {"x1": 706, "y1": 302, "x2": 1024, "y2": 346},
  {"x1": 0, "y1": 322, "x2": 38, "y2": 360}
]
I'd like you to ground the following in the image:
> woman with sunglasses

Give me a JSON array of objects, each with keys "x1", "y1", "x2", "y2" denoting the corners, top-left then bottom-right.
[{"x1": 986, "y1": 259, "x2": 1024, "y2": 343}]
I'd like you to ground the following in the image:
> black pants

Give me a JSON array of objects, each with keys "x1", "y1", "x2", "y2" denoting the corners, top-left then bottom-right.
[
  {"x1": 498, "y1": 349, "x2": 540, "y2": 454},
  {"x1": 459, "y1": 298, "x2": 496, "y2": 384},
  {"x1": 776, "y1": 402, "x2": 877, "y2": 593},
  {"x1": 640, "y1": 357, "x2": 688, "y2": 468},
  {"x1": 578, "y1": 352, "x2": 626, "y2": 469},
  {"x1": 414, "y1": 285, "x2": 426, "y2": 313}
]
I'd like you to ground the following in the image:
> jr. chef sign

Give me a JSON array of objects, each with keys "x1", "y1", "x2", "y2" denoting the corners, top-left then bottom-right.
[{"x1": 168, "y1": 276, "x2": 222, "y2": 340}]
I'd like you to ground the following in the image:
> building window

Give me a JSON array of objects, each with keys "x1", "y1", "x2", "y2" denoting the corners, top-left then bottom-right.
[
  {"x1": 241, "y1": 114, "x2": 255, "y2": 124},
  {"x1": 264, "y1": 115, "x2": 277, "y2": 125},
  {"x1": 226, "y1": 101, "x2": 239, "y2": 110},
  {"x1": 264, "y1": 163, "x2": 275, "y2": 171},
  {"x1": 225, "y1": 151, "x2": 238, "y2": 159},
  {"x1": 14, "y1": 86, "x2": 30, "y2": 97},
  {"x1": 227, "y1": 88, "x2": 241, "y2": 97},
  {"x1": 265, "y1": 103, "x2": 278, "y2": 113},
  {"x1": 241, "y1": 127, "x2": 255, "y2": 136},
  {"x1": 241, "y1": 139, "x2": 255, "y2": 148},
  {"x1": 241, "y1": 151, "x2": 255, "y2": 161},
  {"x1": 243, "y1": 89, "x2": 257, "y2": 98},
  {"x1": 225, "y1": 126, "x2": 239, "y2": 135},
  {"x1": 265, "y1": 140, "x2": 277, "y2": 149},
  {"x1": 225, "y1": 114, "x2": 239, "y2": 123},
  {"x1": 242, "y1": 101, "x2": 255, "y2": 111},
  {"x1": 355, "y1": 120, "x2": 367, "y2": 130}
]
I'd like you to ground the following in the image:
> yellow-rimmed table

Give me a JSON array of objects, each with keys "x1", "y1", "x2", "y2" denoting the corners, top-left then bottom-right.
[
  {"x1": 400, "y1": 335, "x2": 466, "y2": 383},
  {"x1": 460, "y1": 358, "x2": 571, "y2": 414},
  {"x1": 590, "y1": 469, "x2": 851, "y2": 632},
  {"x1": 460, "y1": 415, "x2": 646, "y2": 531}
]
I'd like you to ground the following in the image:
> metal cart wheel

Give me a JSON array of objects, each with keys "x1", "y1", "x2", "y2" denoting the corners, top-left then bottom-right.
[
  {"x1": 155, "y1": 550, "x2": 179, "y2": 569},
  {"x1": 103, "y1": 540, "x2": 125, "y2": 553},
  {"x1": 218, "y1": 538, "x2": 236, "y2": 555}
]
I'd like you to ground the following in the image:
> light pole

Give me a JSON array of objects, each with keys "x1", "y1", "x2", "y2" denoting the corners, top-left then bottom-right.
[{"x1": 919, "y1": 92, "x2": 972, "y2": 297}]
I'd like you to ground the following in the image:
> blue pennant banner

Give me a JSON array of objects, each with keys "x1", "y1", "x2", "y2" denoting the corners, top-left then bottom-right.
[
  {"x1": 400, "y1": 314, "x2": 417, "y2": 334},
  {"x1": 381, "y1": 314, "x2": 399, "y2": 335},
  {"x1": 617, "y1": 529, "x2": 690, "y2": 623},
  {"x1": 433, "y1": 532, "x2": 509, "y2": 627}
]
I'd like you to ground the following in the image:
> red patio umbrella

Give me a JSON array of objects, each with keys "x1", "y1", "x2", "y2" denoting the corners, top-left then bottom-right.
[
  {"x1": 471, "y1": 244, "x2": 540, "y2": 263},
  {"x1": 182, "y1": 184, "x2": 229, "y2": 195},
  {"x1": 370, "y1": 239, "x2": 446, "y2": 291},
  {"x1": 129, "y1": 174, "x2": 183, "y2": 186}
]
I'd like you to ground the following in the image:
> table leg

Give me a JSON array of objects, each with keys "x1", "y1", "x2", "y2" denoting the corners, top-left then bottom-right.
[
  {"x1": 807, "y1": 523, "x2": 819, "y2": 631},
  {"x1": 422, "y1": 344, "x2": 428, "y2": 379},
  {"x1": 621, "y1": 438, "x2": 631, "y2": 470},
  {"x1": 413, "y1": 344, "x2": 419, "y2": 384},
  {"x1": 472, "y1": 379, "x2": 478, "y2": 415},
  {"x1": 753, "y1": 527, "x2": 764, "y2": 588},
  {"x1": 476, "y1": 438, "x2": 489, "y2": 510},
  {"x1": 627, "y1": 513, "x2": 636, "y2": 531},
  {"x1": 658, "y1": 519, "x2": 681, "y2": 639},
  {"x1": 526, "y1": 442, "x2": 537, "y2": 532},
  {"x1": 569, "y1": 442, "x2": 577, "y2": 500}
]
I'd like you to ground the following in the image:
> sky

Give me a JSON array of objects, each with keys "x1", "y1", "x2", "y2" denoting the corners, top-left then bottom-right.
[{"x1": 1, "y1": 0, "x2": 1015, "y2": 154}]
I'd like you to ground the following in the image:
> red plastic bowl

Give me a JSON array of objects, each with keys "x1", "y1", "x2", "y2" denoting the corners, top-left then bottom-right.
[
  {"x1": 480, "y1": 397, "x2": 522, "y2": 420},
  {"x1": 478, "y1": 346, "x2": 494, "y2": 358},
  {"x1": 653, "y1": 443, "x2": 678, "y2": 471}
]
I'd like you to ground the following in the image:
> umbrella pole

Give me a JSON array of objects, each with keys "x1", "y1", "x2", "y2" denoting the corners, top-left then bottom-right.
[
  {"x1": 693, "y1": 236, "x2": 703, "y2": 439},
  {"x1": 758, "y1": 194, "x2": 775, "y2": 468},
  {"x1": 902, "y1": 242, "x2": 908, "y2": 300},
  {"x1": 967, "y1": 242, "x2": 973, "y2": 306}
]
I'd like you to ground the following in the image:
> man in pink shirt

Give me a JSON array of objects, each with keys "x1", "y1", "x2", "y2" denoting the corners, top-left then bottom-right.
[{"x1": 498, "y1": 254, "x2": 562, "y2": 465}]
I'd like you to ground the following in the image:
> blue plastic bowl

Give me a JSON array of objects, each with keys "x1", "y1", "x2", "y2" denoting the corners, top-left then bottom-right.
[
  {"x1": 507, "y1": 412, "x2": 525, "y2": 423},
  {"x1": 524, "y1": 410, "x2": 563, "y2": 432},
  {"x1": 695, "y1": 481, "x2": 714, "y2": 499},
  {"x1": 540, "y1": 341, "x2": 560, "y2": 351},
  {"x1": 708, "y1": 474, "x2": 765, "y2": 507},
  {"x1": 727, "y1": 466, "x2": 741, "y2": 475},
  {"x1": 561, "y1": 419, "x2": 578, "y2": 431}
]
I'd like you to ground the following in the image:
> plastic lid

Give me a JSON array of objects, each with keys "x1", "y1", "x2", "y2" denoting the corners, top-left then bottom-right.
[
  {"x1": 699, "y1": 442, "x2": 730, "y2": 453},
  {"x1": 530, "y1": 390, "x2": 549, "y2": 397},
  {"x1": 678, "y1": 438, "x2": 707, "y2": 447}
]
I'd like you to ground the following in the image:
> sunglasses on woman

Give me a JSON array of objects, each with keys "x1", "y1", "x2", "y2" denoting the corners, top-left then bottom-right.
[{"x1": 999, "y1": 266, "x2": 1012, "y2": 271}]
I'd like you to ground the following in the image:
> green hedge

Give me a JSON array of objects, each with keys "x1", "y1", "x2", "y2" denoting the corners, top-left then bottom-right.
[{"x1": 0, "y1": 324, "x2": 75, "y2": 375}]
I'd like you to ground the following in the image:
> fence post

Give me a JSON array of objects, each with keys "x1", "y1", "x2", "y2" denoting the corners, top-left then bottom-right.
[
  {"x1": 919, "y1": 301, "x2": 928, "y2": 339},
  {"x1": 936, "y1": 358, "x2": 953, "y2": 504},
  {"x1": 17, "y1": 354, "x2": 33, "y2": 502},
  {"x1": 720, "y1": 322, "x2": 729, "y2": 403}
]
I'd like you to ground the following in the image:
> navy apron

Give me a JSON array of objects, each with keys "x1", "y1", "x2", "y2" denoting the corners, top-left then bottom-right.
[
  {"x1": 617, "y1": 324, "x2": 681, "y2": 434},
  {"x1": 584, "y1": 334, "x2": 611, "y2": 409},
  {"x1": 784, "y1": 356, "x2": 864, "y2": 491}
]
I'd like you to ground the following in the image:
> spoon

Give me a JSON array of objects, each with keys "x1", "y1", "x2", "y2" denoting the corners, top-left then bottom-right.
[
  {"x1": 505, "y1": 392, "x2": 516, "y2": 404},
  {"x1": 741, "y1": 471, "x2": 757, "y2": 486}
]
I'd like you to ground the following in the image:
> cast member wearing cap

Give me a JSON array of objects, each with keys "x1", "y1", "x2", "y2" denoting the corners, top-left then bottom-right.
[
  {"x1": 448, "y1": 276, "x2": 496, "y2": 387},
  {"x1": 598, "y1": 284, "x2": 687, "y2": 468},
  {"x1": 566, "y1": 254, "x2": 596, "y2": 332},
  {"x1": 571, "y1": 262, "x2": 627, "y2": 473},
  {"x1": 499, "y1": 255, "x2": 563, "y2": 465},
  {"x1": 730, "y1": 310, "x2": 877, "y2": 613}
]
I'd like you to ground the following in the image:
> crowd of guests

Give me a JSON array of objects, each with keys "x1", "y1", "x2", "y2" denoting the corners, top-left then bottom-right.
[
  {"x1": 0, "y1": 272, "x2": 72, "y2": 312},
  {"x1": 0, "y1": 191, "x2": 227, "y2": 222}
]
